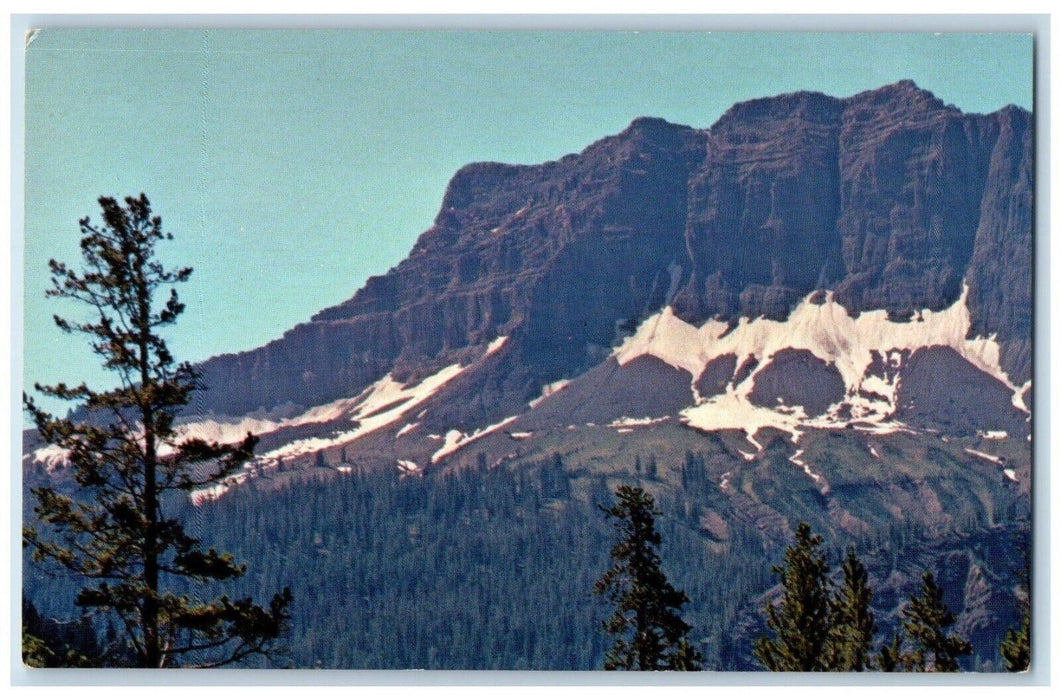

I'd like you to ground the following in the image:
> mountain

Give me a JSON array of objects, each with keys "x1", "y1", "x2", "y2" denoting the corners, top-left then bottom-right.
[
  {"x1": 129, "y1": 80, "x2": 1031, "y2": 477},
  {"x1": 24, "y1": 81, "x2": 1033, "y2": 670}
]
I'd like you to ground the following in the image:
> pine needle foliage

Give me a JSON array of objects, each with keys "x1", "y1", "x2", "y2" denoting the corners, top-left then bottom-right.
[
  {"x1": 594, "y1": 485, "x2": 702, "y2": 670},
  {"x1": 1000, "y1": 607, "x2": 1030, "y2": 672},
  {"x1": 901, "y1": 571, "x2": 972, "y2": 672},
  {"x1": 23, "y1": 195, "x2": 291, "y2": 668},
  {"x1": 753, "y1": 522, "x2": 832, "y2": 671},
  {"x1": 827, "y1": 547, "x2": 877, "y2": 671},
  {"x1": 878, "y1": 631, "x2": 910, "y2": 672}
]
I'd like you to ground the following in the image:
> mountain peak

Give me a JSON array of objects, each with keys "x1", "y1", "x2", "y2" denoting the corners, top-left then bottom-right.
[
  {"x1": 710, "y1": 88, "x2": 843, "y2": 132},
  {"x1": 844, "y1": 79, "x2": 949, "y2": 113},
  {"x1": 622, "y1": 115, "x2": 687, "y2": 134}
]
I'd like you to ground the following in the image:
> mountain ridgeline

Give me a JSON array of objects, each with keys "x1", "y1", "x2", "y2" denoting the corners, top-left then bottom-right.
[{"x1": 195, "y1": 81, "x2": 1031, "y2": 426}]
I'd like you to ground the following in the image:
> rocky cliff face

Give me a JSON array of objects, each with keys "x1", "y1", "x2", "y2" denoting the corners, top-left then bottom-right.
[{"x1": 195, "y1": 81, "x2": 1032, "y2": 419}]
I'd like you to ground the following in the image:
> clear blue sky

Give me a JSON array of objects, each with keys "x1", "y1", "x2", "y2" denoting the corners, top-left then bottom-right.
[{"x1": 22, "y1": 30, "x2": 1033, "y2": 413}]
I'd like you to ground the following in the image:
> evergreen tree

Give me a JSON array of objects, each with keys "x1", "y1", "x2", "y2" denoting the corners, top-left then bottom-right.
[
  {"x1": 23, "y1": 194, "x2": 291, "y2": 668},
  {"x1": 754, "y1": 522, "x2": 832, "y2": 671},
  {"x1": 827, "y1": 547, "x2": 876, "y2": 671},
  {"x1": 1001, "y1": 549, "x2": 1031, "y2": 672},
  {"x1": 901, "y1": 571, "x2": 972, "y2": 672},
  {"x1": 1000, "y1": 607, "x2": 1030, "y2": 672},
  {"x1": 594, "y1": 486, "x2": 702, "y2": 670},
  {"x1": 878, "y1": 631, "x2": 911, "y2": 672}
]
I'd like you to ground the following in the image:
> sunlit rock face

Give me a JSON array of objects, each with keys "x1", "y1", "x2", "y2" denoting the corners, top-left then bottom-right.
[{"x1": 189, "y1": 82, "x2": 1030, "y2": 426}]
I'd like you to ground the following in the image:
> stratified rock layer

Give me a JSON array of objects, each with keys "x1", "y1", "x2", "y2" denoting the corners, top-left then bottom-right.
[{"x1": 195, "y1": 82, "x2": 1032, "y2": 421}]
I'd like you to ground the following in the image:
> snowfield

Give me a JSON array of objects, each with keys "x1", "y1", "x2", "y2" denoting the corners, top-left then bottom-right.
[
  {"x1": 109, "y1": 338, "x2": 511, "y2": 474},
  {"x1": 256, "y1": 363, "x2": 467, "y2": 462},
  {"x1": 431, "y1": 416, "x2": 519, "y2": 463},
  {"x1": 612, "y1": 284, "x2": 1026, "y2": 446},
  {"x1": 29, "y1": 444, "x2": 70, "y2": 472},
  {"x1": 528, "y1": 379, "x2": 571, "y2": 408}
]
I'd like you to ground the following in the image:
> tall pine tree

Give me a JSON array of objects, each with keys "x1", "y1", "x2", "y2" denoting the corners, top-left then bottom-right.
[
  {"x1": 594, "y1": 485, "x2": 701, "y2": 670},
  {"x1": 901, "y1": 571, "x2": 971, "y2": 672},
  {"x1": 754, "y1": 522, "x2": 832, "y2": 671},
  {"x1": 827, "y1": 547, "x2": 877, "y2": 671},
  {"x1": 23, "y1": 194, "x2": 291, "y2": 667}
]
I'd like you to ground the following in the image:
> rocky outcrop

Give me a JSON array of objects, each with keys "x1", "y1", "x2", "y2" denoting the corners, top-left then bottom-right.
[
  {"x1": 894, "y1": 346, "x2": 1029, "y2": 437},
  {"x1": 194, "y1": 82, "x2": 1032, "y2": 417},
  {"x1": 746, "y1": 349, "x2": 846, "y2": 417},
  {"x1": 515, "y1": 355, "x2": 695, "y2": 431}
]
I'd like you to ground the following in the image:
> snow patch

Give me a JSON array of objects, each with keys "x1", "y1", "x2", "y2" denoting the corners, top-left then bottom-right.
[
  {"x1": 1004, "y1": 468, "x2": 1018, "y2": 482},
  {"x1": 682, "y1": 392, "x2": 804, "y2": 448},
  {"x1": 258, "y1": 363, "x2": 467, "y2": 462},
  {"x1": 849, "y1": 421, "x2": 915, "y2": 436},
  {"x1": 964, "y1": 448, "x2": 1005, "y2": 465},
  {"x1": 434, "y1": 430, "x2": 464, "y2": 462},
  {"x1": 608, "y1": 416, "x2": 669, "y2": 429},
  {"x1": 1012, "y1": 381, "x2": 1031, "y2": 412},
  {"x1": 191, "y1": 482, "x2": 230, "y2": 506},
  {"x1": 788, "y1": 449, "x2": 824, "y2": 486},
  {"x1": 397, "y1": 459, "x2": 420, "y2": 473},
  {"x1": 174, "y1": 362, "x2": 467, "y2": 468},
  {"x1": 485, "y1": 336, "x2": 509, "y2": 357},
  {"x1": 509, "y1": 431, "x2": 533, "y2": 440},
  {"x1": 396, "y1": 422, "x2": 419, "y2": 438},
  {"x1": 869, "y1": 446, "x2": 881, "y2": 459},
  {"x1": 190, "y1": 471, "x2": 249, "y2": 506},
  {"x1": 430, "y1": 416, "x2": 519, "y2": 463},
  {"x1": 30, "y1": 444, "x2": 71, "y2": 471},
  {"x1": 979, "y1": 430, "x2": 1008, "y2": 440},
  {"x1": 175, "y1": 396, "x2": 362, "y2": 448},
  {"x1": 528, "y1": 379, "x2": 571, "y2": 408}
]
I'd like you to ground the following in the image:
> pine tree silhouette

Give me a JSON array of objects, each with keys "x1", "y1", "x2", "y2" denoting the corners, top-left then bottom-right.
[
  {"x1": 754, "y1": 522, "x2": 832, "y2": 671},
  {"x1": 594, "y1": 486, "x2": 701, "y2": 670},
  {"x1": 23, "y1": 195, "x2": 291, "y2": 667}
]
